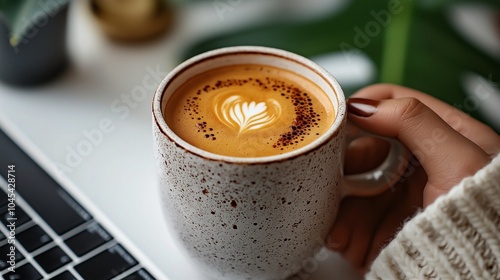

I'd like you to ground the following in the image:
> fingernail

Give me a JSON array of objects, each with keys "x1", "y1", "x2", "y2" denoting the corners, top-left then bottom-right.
[
  {"x1": 347, "y1": 98, "x2": 380, "y2": 117},
  {"x1": 327, "y1": 225, "x2": 349, "y2": 251}
]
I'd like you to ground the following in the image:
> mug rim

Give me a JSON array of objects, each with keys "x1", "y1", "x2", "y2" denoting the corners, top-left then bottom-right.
[{"x1": 153, "y1": 46, "x2": 346, "y2": 164}]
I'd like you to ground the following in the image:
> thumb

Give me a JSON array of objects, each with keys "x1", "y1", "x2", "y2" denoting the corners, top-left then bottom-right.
[{"x1": 347, "y1": 97, "x2": 490, "y2": 204}]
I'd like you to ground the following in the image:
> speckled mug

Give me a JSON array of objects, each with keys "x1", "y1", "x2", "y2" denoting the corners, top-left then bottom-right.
[{"x1": 152, "y1": 46, "x2": 409, "y2": 280}]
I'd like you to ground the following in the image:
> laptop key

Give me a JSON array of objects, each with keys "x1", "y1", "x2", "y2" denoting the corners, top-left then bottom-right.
[
  {"x1": 34, "y1": 245, "x2": 72, "y2": 273},
  {"x1": 0, "y1": 244, "x2": 25, "y2": 270},
  {"x1": 65, "y1": 222, "x2": 112, "y2": 257},
  {"x1": 122, "y1": 268, "x2": 156, "y2": 280},
  {"x1": 17, "y1": 225, "x2": 52, "y2": 252},
  {"x1": 74, "y1": 244, "x2": 137, "y2": 280},
  {"x1": 3, "y1": 263, "x2": 42, "y2": 280},
  {"x1": 51, "y1": 270, "x2": 78, "y2": 280}
]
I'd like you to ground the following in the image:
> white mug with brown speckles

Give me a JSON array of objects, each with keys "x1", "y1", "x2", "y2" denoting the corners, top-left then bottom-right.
[{"x1": 152, "y1": 46, "x2": 410, "y2": 280}]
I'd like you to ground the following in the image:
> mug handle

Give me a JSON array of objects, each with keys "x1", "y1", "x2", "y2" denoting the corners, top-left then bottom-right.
[{"x1": 341, "y1": 121, "x2": 412, "y2": 197}]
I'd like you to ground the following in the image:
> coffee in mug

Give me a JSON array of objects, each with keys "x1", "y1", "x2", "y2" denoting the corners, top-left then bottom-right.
[
  {"x1": 164, "y1": 64, "x2": 335, "y2": 157},
  {"x1": 153, "y1": 46, "x2": 410, "y2": 280}
]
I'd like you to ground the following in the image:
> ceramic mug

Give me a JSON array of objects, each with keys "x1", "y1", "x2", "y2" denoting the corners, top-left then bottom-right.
[{"x1": 152, "y1": 46, "x2": 409, "y2": 280}]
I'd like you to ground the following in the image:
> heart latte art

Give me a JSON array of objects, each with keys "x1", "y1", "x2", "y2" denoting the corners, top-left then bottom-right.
[
  {"x1": 216, "y1": 96, "x2": 281, "y2": 134},
  {"x1": 164, "y1": 64, "x2": 334, "y2": 157}
]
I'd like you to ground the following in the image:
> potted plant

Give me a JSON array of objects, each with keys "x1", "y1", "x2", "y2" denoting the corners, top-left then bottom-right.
[{"x1": 0, "y1": 0, "x2": 71, "y2": 86}]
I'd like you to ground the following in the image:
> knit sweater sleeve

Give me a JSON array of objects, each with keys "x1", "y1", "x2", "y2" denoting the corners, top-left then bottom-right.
[{"x1": 366, "y1": 154, "x2": 500, "y2": 280}]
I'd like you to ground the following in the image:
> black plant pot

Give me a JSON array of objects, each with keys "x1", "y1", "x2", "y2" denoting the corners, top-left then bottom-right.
[{"x1": 0, "y1": 4, "x2": 69, "y2": 86}]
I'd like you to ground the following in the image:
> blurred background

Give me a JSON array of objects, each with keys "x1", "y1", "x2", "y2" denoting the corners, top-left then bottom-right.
[
  {"x1": 187, "y1": 0, "x2": 500, "y2": 130},
  {"x1": 1, "y1": 0, "x2": 499, "y2": 130}
]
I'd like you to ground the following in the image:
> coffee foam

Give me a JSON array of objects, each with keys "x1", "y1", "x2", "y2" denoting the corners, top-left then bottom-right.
[
  {"x1": 164, "y1": 64, "x2": 335, "y2": 157},
  {"x1": 215, "y1": 93, "x2": 281, "y2": 134}
]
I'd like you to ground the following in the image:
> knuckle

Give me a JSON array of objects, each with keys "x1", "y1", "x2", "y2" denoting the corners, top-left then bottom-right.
[
  {"x1": 396, "y1": 97, "x2": 428, "y2": 128},
  {"x1": 399, "y1": 97, "x2": 426, "y2": 119}
]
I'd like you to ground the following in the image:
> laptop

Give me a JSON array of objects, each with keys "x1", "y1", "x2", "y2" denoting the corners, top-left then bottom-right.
[{"x1": 0, "y1": 116, "x2": 165, "y2": 279}]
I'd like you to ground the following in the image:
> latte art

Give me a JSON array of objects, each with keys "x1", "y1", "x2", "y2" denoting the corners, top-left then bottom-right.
[
  {"x1": 217, "y1": 95, "x2": 281, "y2": 134},
  {"x1": 165, "y1": 64, "x2": 334, "y2": 157}
]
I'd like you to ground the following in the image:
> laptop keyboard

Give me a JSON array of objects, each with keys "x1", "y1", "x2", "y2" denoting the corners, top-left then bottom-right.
[{"x1": 0, "y1": 129, "x2": 156, "y2": 279}]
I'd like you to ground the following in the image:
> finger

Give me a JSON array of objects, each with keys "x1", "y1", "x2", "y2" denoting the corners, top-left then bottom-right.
[
  {"x1": 326, "y1": 198, "x2": 375, "y2": 268},
  {"x1": 344, "y1": 220, "x2": 376, "y2": 274},
  {"x1": 327, "y1": 190, "x2": 400, "y2": 269},
  {"x1": 364, "y1": 167, "x2": 426, "y2": 268},
  {"x1": 344, "y1": 137, "x2": 390, "y2": 175},
  {"x1": 347, "y1": 97, "x2": 491, "y2": 205},
  {"x1": 353, "y1": 84, "x2": 500, "y2": 155}
]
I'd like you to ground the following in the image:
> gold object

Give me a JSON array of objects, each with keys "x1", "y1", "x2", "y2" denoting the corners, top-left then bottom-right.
[{"x1": 90, "y1": 0, "x2": 174, "y2": 42}]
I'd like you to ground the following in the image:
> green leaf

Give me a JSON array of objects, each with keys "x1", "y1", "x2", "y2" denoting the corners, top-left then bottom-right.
[
  {"x1": 182, "y1": 0, "x2": 500, "y2": 130},
  {"x1": 0, "y1": 0, "x2": 70, "y2": 46}
]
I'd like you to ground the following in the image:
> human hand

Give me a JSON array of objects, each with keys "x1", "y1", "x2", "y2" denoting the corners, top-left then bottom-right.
[{"x1": 326, "y1": 84, "x2": 500, "y2": 275}]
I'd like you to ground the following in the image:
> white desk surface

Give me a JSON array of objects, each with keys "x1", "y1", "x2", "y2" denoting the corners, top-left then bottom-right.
[{"x1": 0, "y1": 1, "x2": 361, "y2": 279}]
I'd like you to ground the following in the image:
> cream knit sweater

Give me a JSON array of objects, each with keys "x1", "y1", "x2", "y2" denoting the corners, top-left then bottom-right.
[{"x1": 367, "y1": 154, "x2": 500, "y2": 280}]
